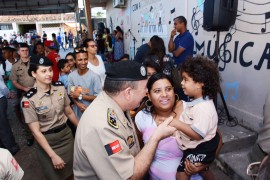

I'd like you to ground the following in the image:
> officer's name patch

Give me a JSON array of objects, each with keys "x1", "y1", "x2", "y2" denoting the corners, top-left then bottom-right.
[
  {"x1": 104, "y1": 140, "x2": 122, "y2": 156},
  {"x1": 36, "y1": 106, "x2": 48, "y2": 111},
  {"x1": 22, "y1": 101, "x2": 30, "y2": 108}
]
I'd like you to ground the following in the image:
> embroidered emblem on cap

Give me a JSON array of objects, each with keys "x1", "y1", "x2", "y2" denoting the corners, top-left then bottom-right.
[
  {"x1": 39, "y1": 58, "x2": 44, "y2": 64},
  {"x1": 140, "y1": 66, "x2": 146, "y2": 76}
]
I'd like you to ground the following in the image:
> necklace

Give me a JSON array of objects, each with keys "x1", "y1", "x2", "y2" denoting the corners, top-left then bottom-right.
[{"x1": 153, "y1": 113, "x2": 175, "y2": 126}]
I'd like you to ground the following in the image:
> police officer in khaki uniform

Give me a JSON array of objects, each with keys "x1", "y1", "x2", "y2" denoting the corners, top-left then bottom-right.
[
  {"x1": 0, "y1": 148, "x2": 24, "y2": 179},
  {"x1": 21, "y1": 55, "x2": 79, "y2": 180},
  {"x1": 9, "y1": 43, "x2": 35, "y2": 95},
  {"x1": 9, "y1": 43, "x2": 35, "y2": 146},
  {"x1": 73, "y1": 60, "x2": 176, "y2": 179}
]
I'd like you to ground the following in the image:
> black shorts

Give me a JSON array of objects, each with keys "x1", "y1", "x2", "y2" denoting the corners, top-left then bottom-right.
[{"x1": 177, "y1": 132, "x2": 220, "y2": 172}]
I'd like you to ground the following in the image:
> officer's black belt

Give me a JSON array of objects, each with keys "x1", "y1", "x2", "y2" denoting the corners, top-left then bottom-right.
[{"x1": 42, "y1": 123, "x2": 67, "y2": 135}]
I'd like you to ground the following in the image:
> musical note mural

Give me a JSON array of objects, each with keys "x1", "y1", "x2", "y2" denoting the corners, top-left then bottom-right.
[
  {"x1": 190, "y1": 0, "x2": 270, "y2": 72},
  {"x1": 224, "y1": 82, "x2": 239, "y2": 101}
]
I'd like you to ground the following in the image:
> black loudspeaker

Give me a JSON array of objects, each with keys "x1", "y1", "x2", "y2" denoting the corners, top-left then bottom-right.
[{"x1": 203, "y1": 0, "x2": 238, "y2": 31}]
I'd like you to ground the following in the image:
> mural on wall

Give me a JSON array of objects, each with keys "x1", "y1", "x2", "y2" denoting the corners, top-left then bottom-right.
[
  {"x1": 131, "y1": 0, "x2": 184, "y2": 39},
  {"x1": 188, "y1": 0, "x2": 270, "y2": 103},
  {"x1": 191, "y1": 0, "x2": 270, "y2": 73},
  {"x1": 224, "y1": 82, "x2": 239, "y2": 101},
  {"x1": 132, "y1": 0, "x2": 167, "y2": 37}
]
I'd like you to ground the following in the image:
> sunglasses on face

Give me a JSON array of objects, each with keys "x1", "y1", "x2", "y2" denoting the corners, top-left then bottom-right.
[
  {"x1": 88, "y1": 44, "x2": 97, "y2": 48},
  {"x1": 74, "y1": 47, "x2": 87, "y2": 53}
]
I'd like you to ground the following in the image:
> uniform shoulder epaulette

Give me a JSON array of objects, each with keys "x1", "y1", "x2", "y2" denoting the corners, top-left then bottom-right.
[
  {"x1": 24, "y1": 87, "x2": 37, "y2": 98},
  {"x1": 13, "y1": 60, "x2": 19, "y2": 65},
  {"x1": 52, "y1": 81, "x2": 64, "y2": 86}
]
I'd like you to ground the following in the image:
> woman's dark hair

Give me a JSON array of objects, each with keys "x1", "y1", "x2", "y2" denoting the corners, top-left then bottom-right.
[
  {"x1": 144, "y1": 73, "x2": 177, "y2": 114},
  {"x1": 33, "y1": 42, "x2": 44, "y2": 55},
  {"x1": 148, "y1": 35, "x2": 166, "y2": 63},
  {"x1": 28, "y1": 64, "x2": 39, "y2": 77},
  {"x1": 105, "y1": 28, "x2": 110, "y2": 34},
  {"x1": 143, "y1": 55, "x2": 163, "y2": 73},
  {"x1": 116, "y1": 26, "x2": 123, "y2": 34},
  {"x1": 65, "y1": 52, "x2": 75, "y2": 59},
  {"x1": 180, "y1": 56, "x2": 221, "y2": 99}
]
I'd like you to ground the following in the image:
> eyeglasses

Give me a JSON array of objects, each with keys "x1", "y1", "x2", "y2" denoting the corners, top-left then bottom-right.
[
  {"x1": 88, "y1": 44, "x2": 97, "y2": 48},
  {"x1": 74, "y1": 47, "x2": 87, "y2": 53}
]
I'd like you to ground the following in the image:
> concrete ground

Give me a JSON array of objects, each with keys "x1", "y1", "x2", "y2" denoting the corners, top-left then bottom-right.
[{"x1": 7, "y1": 49, "x2": 231, "y2": 180}]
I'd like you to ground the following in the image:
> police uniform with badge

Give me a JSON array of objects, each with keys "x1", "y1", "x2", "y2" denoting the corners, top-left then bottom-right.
[
  {"x1": 9, "y1": 43, "x2": 35, "y2": 146},
  {"x1": 21, "y1": 56, "x2": 75, "y2": 179},
  {"x1": 9, "y1": 43, "x2": 35, "y2": 95},
  {"x1": 74, "y1": 61, "x2": 147, "y2": 179}
]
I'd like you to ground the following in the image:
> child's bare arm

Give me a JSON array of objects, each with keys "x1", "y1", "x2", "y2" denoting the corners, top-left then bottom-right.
[{"x1": 169, "y1": 118, "x2": 202, "y2": 140}]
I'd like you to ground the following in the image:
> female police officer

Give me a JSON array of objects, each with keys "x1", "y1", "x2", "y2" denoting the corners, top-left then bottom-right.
[{"x1": 21, "y1": 55, "x2": 79, "y2": 179}]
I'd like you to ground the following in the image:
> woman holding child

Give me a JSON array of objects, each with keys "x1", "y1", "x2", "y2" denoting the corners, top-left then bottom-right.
[{"x1": 135, "y1": 56, "x2": 222, "y2": 180}]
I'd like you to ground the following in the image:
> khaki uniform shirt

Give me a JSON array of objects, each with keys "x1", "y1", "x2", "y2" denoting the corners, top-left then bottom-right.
[
  {"x1": 0, "y1": 148, "x2": 24, "y2": 180},
  {"x1": 21, "y1": 83, "x2": 70, "y2": 132},
  {"x1": 257, "y1": 92, "x2": 270, "y2": 153},
  {"x1": 9, "y1": 59, "x2": 35, "y2": 88},
  {"x1": 74, "y1": 91, "x2": 140, "y2": 180}
]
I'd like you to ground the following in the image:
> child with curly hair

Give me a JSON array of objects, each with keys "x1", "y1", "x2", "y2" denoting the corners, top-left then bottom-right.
[{"x1": 170, "y1": 56, "x2": 221, "y2": 180}]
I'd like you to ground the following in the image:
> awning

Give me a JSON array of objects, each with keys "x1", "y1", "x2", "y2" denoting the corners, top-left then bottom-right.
[{"x1": 0, "y1": 0, "x2": 78, "y2": 15}]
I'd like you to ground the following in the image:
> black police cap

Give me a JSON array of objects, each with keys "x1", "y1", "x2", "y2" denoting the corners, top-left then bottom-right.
[
  {"x1": 106, "y1": 60, "x2": 147, "y2": 81},
  {"x1": 30, "y1": 55, "x2": 53, "y2": 66}
]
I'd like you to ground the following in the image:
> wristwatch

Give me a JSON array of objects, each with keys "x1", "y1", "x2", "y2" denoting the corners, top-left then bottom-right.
[{"x1": 78, "y1": 94, "x2": 82, "y2": 100}]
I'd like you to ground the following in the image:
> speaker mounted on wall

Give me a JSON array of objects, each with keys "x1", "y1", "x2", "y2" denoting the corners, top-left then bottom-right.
[{"x1": 203, "y1": 0, "x2": 238, "y2": 31}]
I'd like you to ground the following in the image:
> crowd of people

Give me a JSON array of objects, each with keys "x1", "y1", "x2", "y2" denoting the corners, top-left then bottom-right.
[{"x1": 0, "y1": 15, "x2": 268, "y2": 180}]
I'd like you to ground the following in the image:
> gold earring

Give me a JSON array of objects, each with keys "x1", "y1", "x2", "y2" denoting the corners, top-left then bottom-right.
[
  {"x1": 145, "y1": 100, "x2": 153, "y2": 111},
  {"x1": 175, "y1": 94, "x2": 179, "y2": 101}
]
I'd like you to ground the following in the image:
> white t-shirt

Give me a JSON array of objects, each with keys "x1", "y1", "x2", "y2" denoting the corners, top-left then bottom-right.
[
  {"x1": 0, "y1": 64, "x2": 4, "y2": 76},
  {"x1": 87, "y1": 55, "x2": 106, "y2": 86},
  {"x1": 5, "y1": 60, "x2": 13, "y2": 72},
  {"x1": 0, "y1": 148, "x2": 24, "y2": 180}
]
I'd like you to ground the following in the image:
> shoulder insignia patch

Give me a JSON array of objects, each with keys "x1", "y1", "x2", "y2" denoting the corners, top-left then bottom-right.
[
  {"x1": 24, "y1": 88, "x2": 37, "y2": 98},
  {"x1": 104, "y1": 140, "x2": 122, "y2": 156},
  {"x1": 22, "y1": 101, "x2": 30, "y2": 108},
  {"x1": 107, "y1": 108, "x2": 119, "y2": 129},
  {"x1": 52, "y1": 81, "x2": 64, "y2": 86}
]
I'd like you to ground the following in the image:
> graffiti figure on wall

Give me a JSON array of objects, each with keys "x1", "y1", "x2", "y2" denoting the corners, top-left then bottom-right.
[{"x1": 137, "y1": 0, "x2": 168, "y2": 37}]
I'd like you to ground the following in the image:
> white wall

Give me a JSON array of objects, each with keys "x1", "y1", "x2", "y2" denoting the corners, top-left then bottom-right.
[{"x1": 106, "y1": 0, "x2": 270, "y2": 131}]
